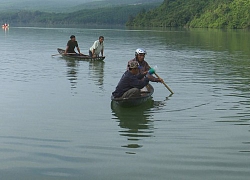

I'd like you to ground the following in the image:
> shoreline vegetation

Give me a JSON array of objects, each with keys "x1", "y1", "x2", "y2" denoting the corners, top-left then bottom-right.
[
  {"x1": 0, "y1": 3, "x2": 160, "y2": 27},
  {"x1": 1, "y1": 0, "x2": 249, "y2": 29},
  {"x1": 127, "y1": 0, "x2": 250, "y2": 29}
]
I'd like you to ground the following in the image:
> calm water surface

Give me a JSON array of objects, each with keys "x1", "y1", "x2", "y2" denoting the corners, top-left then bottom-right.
[{"x1": 1, "y1": 27, "x2": 250, "y2": 180}]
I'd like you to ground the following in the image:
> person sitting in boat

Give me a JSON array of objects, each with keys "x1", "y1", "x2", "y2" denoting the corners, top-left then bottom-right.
[
  {"x1": 89, "y1": 36, "x2": 104, "y2": 57},
  {"x1": 127, "y1": 48, "x2": 163, "y2": 83},
  {"x1": 65, "y1": 35, "x2": 83, "y2": 56},
  {"x1": 112, "y1": 61, "x2": 150, "y2": 99}
]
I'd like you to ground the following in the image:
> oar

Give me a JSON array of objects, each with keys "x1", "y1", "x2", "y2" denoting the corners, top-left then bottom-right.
[
  {"x1": 154, "y1": 72, "x2": 174, "y2": 94},
  {"x1": 51, "y1": 54, "x2": 61, "y2": 56},
  {"x1": 149, "y1": 66, "x2": 174, "y2": 94}
]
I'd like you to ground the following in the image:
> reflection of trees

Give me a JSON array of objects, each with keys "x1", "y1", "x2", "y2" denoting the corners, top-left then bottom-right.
[
  {"x1": 111, "y1": 100, "x2": 156, "y2": 154},
  {"x1": 190, "y1": 29, "x2": 250, "y2": 56},
  {"x1": 132, "y1": 28, "x2": 250, "y2": 58},
  {"x1": 88, "y1": 61, "x2": 105, "y2": 89}
]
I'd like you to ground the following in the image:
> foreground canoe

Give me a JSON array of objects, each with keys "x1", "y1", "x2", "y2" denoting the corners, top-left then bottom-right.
[
  {"x1": 57, "y1": 48, "x2": 105, "y2": 61},
  {"x1": 111, "y1": 84, "x2": 154, "y2": 107}
]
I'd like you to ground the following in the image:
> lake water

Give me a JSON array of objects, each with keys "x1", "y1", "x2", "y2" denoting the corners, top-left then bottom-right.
[{"x1": 1, "y1": 26, "x2": 250, "y2": 180}]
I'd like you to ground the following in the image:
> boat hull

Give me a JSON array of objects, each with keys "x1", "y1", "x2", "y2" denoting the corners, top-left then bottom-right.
[
  {"x1": 57, "y1": 48, "x2": 105, "y2": 61},
  {"x1": 111, "y1": 84, "x2": 154, "y2": 107}
]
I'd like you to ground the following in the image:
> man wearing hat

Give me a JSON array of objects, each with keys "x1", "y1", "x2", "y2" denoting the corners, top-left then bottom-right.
[
  {"x1": 112, "y1": 61, "x2": 150, "y2": 99},
  {"x1": 65, "y1": 35, "x2": 83, "y2": 55},
  {"x1": 127, "y1": 48, "x2": 163, "y2": 83}
]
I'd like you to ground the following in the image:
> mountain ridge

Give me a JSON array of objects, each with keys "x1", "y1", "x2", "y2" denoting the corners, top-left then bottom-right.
[{"x1": 0, "y1": 0, "x2": 163, "y2": 13}]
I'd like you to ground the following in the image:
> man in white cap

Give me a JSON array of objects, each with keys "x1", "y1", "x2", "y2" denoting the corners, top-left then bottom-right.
[{"x1": 127, "y1": 48, "x2": 163, "y2": 83}]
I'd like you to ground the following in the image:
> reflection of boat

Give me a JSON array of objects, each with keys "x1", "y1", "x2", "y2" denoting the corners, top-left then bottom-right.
[
  {"x1": 65, "y1": 59, "x2": 79, "y2": 90},
  {"x1": 111, "y1": 100, "x2": 154, "y2": 152},
  {"x1": 57, "y1": 48, "x2": 105, "y2": 61},
  {"x1": 88, "y1": 60, "x2": 105, "y2": 87},
  {"x1": 111, "y1": 84, "x2": 154, "y2": 107}
]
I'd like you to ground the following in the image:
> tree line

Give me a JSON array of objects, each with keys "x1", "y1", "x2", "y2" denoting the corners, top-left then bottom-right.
[
  {"x1": 1, "y1": 0, "x2": 249, "y2": 29},
  {"x1": 0, "y1": 3, "x2": 159, "y2": 26},
  {"x1": 126, "y1": 0, "x2": 250, "y2": 29}
]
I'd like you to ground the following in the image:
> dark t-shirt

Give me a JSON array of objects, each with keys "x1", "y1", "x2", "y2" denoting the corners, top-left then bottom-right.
[
  {"x1": 112, "y1": 70, "x2": 149, "y2": 98},
  {"x1": 67, "y1": 40, "x2": 78, "y2": 53}
]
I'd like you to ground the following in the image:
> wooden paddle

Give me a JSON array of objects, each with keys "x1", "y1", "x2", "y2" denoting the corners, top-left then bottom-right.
[
  {"x1": 51, "y1": 54, "x2": 61, "y2": 56},
  {"x1": 149, "y1": 66, "x2": 174, "y2": 94},
  {"x1": 154, "y1": 72, "x2": 174, "y2": 94}
]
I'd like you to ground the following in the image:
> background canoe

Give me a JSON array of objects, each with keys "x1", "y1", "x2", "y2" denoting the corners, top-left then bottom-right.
[{"x1": 57, "y1": 48, "x2": 105, "y2": 61}]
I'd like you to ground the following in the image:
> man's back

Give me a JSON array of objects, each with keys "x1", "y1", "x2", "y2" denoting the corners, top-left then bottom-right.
[
  {"x1": 67, "y1": 40, "x2": 78, "y2": 53},
  {"x1": 112, "y1": 70, "x2": 149, "y2": 98}
]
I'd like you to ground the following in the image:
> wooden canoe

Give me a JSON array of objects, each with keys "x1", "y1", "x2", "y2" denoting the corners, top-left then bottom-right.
[
  {"x1": 111, "y1": 84, "x2": 154, "y2": 107},
  {"x1": 57, "y1": 48, "x2": 105, "y2": 61}
]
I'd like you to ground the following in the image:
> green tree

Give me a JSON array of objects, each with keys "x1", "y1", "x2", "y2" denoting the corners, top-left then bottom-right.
[{"x1": 127, "y1": 0, "x2": 250, "y2": 29}]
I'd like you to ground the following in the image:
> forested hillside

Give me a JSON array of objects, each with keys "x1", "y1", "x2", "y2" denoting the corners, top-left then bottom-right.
[
  {"x1": 0, "y1": 0, "x2": 87, "y2": 12},
  {"x1": 1, "y1": 0, "x2": 248, "y2": 28},
  {"x1": 127, "y1": 0, "x2": 250, "y2": 29},
  {"x1": 0, "y1": 3, "x2": 160, "y2": 26},
  {"x1": 74, "y1": 0, "x2": 163, "y2": 10},
  {"x1": 0, "y1": 0, "x2": 163, "y2": 12},
  {"x1": 190, "y1": 0, "x2": 250, "y2": 28}
]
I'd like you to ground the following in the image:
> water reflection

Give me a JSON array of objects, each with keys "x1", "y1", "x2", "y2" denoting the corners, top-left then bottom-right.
[
  {"x1": 2, "y1": 26, "x2": 9, "y2": 35},
  {"x1": 134, "y1": 27, "x2": 250, "y2": 58},
  {"x1": 111, "y1": 100, "x2": 156, "y2": 154},
  {"x1": 63, "y1": 58, "x2": 80, "y2": 93},
  {"x1": 88, "y1": 61, "x2": 105, "y2": 89},
  {"x1": 61, "y1": 57, "x2": 105, "y2": 94}
]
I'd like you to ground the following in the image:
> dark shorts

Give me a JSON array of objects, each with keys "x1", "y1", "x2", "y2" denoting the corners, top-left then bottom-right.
[
  {"x1": 89, "y1": 50, "x2": 93, "y2": 57},
  {"x1": 121, "y1": 88, "x2": 140, "y2": 98},
  {"x1": 68, "y1": 52, "x2": 81, "y2": 56}
]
